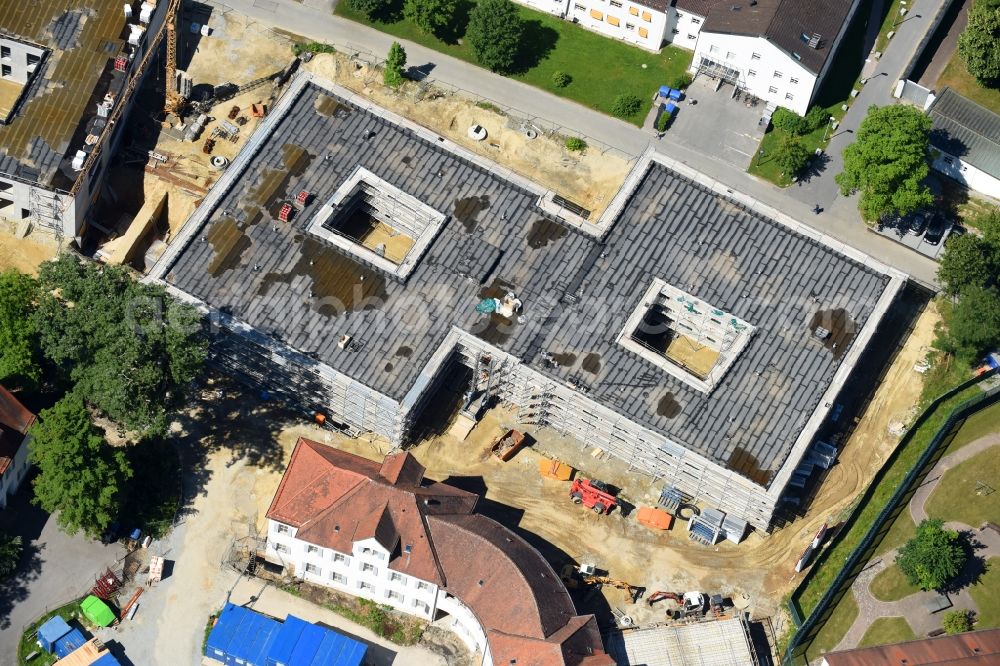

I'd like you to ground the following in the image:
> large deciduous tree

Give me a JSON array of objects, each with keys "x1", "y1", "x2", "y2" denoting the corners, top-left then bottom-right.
[
  {"x1": 404, "y1": 0, "x2": 457, "y2": 36},
  {"x1": 775, "y1": 135, "x2": 811, "y2": 179},
  {"x1": 895, "y1": 519, "x2": 967, "y2": 591},
  {"x1": 32, "y1": 255, "x2": 206, "y2": 439},
  {"x1": 346, "y1": 0, "x2": 393, "y2": 20},
  {"x1": 466, "y1": 0, "x2": 523, "y2": 74},
  {"x1": 29, "y1": 394, "x2": 133, "y2": 538},
  {"x1": 939, "y1": 285, "x2": 1000, "y2": 363},
  {"x1": 958, "y1": 0, "x2": 1000, "y2": 87},
  {"x1": 836, "y1": 105, "x2": 934, "y2": 223},
  {"x1": 0, "y1": 270, "x2": 41, "y2": 390},
  {"x1": 938, "y1": 234, "x2": 993, "y2": 295}
]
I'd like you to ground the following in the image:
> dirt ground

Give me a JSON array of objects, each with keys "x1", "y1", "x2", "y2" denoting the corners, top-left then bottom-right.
[
  {"x1": 302, "y1": 53, "x2": 631, "y2": 220},
  {"x1": 241, "y1": 303, "x2": 940, "y2": 641},
  {"x1": 0, "y1": 223, "x2": 59, "y2": 274}
]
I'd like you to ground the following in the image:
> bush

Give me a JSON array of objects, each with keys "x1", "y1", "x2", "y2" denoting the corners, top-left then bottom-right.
[
  {"x1": 771, "y1": 106, "x2": 808, "y2": 135},
  {"x1": 565, "y1": 137, "x2": 587, "y2": 152},
  {"x1": 293, "y1": 42, "x2": 336, "y2": 56},
  {"x1": 804, "y1": 106, "x2": 830, "y2": 133},
  {"x1": 610, "y1": 93, "x2": 642, "y2": 119},
  {"x1": 667, "y1": 72, "x2": 693, "y2": 89},
  {"x1": 552, "y1": 71, "x2": 571, "y2": 88},
  {"x1": 943, "y1": 610, "x2": 973, "y2": 635},
  {"x1": 655, "y1": 109, "x2": 670, "y2": 132}
]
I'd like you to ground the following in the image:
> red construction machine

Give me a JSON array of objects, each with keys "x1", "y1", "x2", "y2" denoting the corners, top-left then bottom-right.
[{"x1": 569, "y1": 478, "x2": 617, "y2": 515}]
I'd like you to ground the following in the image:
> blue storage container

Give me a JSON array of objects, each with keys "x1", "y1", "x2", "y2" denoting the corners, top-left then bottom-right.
[
  {"x1": 665, "y1": 102, "x2": 679, "y2": 116},
  {"x1": 668, "y1": 88, "x2": 682, "y2": 101},
  {"x1": 37, "y1": 615, "x2": 72, "y2": 653},
  {"x1": 54, "y1": 628, "x2": 87, "y2": 658},
  {"x1": 93, "y1": 653, "x2": 123, "y2": 665},
  {"x1": 658, "y1": 85, "x2": 671, "y2": 99}
]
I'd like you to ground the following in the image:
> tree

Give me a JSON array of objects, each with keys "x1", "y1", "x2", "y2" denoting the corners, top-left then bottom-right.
[
  {"x1": 384, "y1": 42, "x2": 407, "y2": 89},
  {"x1": 346, "y1": 0, "x2": 393, "y2": 20},
  {"x1": 0, "y1": 270, "x2": 41, "y2": 389},
  {"x1": 836, "y1": 105, "x2": 935, "y2": 223},
  {"x1": 611, "y1": 93, "x2": 642, "y2": 119},
  {"x1": 939, "y1": 285, "x2": 1000, "y2": 363},
  {"x1": 938, "y1": 234, "x2": 993, "y2": 295},
  {"x1": 466, "y1": 0, "x2": 523, "y2": 73},
  {"x1": 775, "y1": 135, "x2": 811, "y2": 178},
  {"x1": 403, "y1": 0, "x2": 457, "y2": 37},
  {"x1": 0, "y1": 531, "x2": 21, "y2": 578},
  {"x1": 895, "y1": 519, "x2": 967, "y2": 591},
  {"x1": 29, "y1": 394, "x2": 132, "y2": 537},
  {"x1": 32, "y1": 255, "x2": 207, "y2": 439},
  {"x1": 943, "y1": 610, "x2": 973, "y2": 634},
  {"x1": 958, "y1": 1, "x2": 1000, "y2": 87}
]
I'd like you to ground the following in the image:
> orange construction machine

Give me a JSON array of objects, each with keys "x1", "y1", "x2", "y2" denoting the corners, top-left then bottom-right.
[{"x1": 569, "y1": 478, "x2": 617, "y2": 515}]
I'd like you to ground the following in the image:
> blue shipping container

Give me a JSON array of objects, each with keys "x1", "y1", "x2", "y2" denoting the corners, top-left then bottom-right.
[
  {"x1": 54, "y1": 628, "x2": 87, "y2": 658},
  {"x1": 37, "y1": 616, "x2": 72, "y2": 653},
  {"x1": 206, "y1": 604, "x2": 282, "y2": 666}
]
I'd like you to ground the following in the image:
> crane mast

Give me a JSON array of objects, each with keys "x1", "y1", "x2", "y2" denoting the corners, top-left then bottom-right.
[{"x1": 164, "y1": 0, "x2": 184, "y2": 115}]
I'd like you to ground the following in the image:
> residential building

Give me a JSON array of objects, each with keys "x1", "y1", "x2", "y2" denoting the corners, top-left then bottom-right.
[
  {"x1": 0, "y1": 385, "x2": 35, "y2": 509},
  {"x1": 927, "y1": 88, "x2": 1000, "y2": 199},
  {"x1": 820, "y1": 628, "x2": 1000, "y2": 665},
  {"x1": 264, "y1": 438, "x2": 615, "y2": 666},
  {"x1": 152, "y1": 75, "x2": 905, "y2": 532},
  {"x1": 0, "y1": 1, "x2": 167, "y2": 243}
]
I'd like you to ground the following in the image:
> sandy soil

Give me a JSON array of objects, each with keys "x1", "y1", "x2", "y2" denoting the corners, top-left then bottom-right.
[
  {"x1": 0, "y1": 224, "x2": 59, "y2": 274},
  {"x1": 303, "y1": 54, "x2": 631, "y2": 220}
]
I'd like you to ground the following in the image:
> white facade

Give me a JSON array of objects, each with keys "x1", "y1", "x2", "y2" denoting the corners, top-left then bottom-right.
[
  {"x1": 932, "y1": 151, "x2": 1000, "y2": 199},
  {"x1": 691, "y1": 32, "x2": 817, "y2": 114},
  {"x1": 265, "y1": 518, "x2": 492, "y2": 665},
  {"x1": 0, "y1": 435, "x2": 29, "y2": 510},
  {"x1": 0, "y1": 38, "x2": 46, "y2": 87},
  {"x1": 508, "y1": 0, "x2": 673, "y2": 50},
  {"x1": 671, "y1": 8, "x2": 705, "y2": 51}
]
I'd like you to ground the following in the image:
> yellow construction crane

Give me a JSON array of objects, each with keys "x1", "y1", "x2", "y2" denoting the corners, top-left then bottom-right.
[{"x1": 164, "y1": 0, "x2": 184, "y2": 115}]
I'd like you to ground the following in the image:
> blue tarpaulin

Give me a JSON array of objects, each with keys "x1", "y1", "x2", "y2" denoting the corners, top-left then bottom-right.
[
  {"x1": 207, "y1": 605, "x2": 367, "y2": 666},
  {"x1": 54, "y1": 628, "x2": 87, "y2": 658},
  {"x1": 37, "y1": 615, "x2": 72, "y2": 653}
]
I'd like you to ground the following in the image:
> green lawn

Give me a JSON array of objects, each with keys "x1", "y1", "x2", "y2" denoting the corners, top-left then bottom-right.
[
  {"x1": 945, "y1": 401, "x2": 1000, "y2": 455},
  {"x1": 875, "y1": 512, "x2": 917, "y2": 557},
  {"x1": 808, "y1": 594, "x2": 859, "y2": 660},
  {"x1": 870, "y1": 563, "x2": 921, "y2": 602},
  {"x1": 970, "y1": 557, "x2": 1000, "y2": 629},
  {"x1": 937, "y1": 47, "x2": 1000, "y2": 116},
  {"x1": 858, "y1": 616, "x2": 917, "y2": 648},
  {"x1": 926, "y1": 447, "x2": 1000, "y2": 528},
  {"x1": 874, "y1": 0, "x2": 908, "y2": 55},
  {"x1": 334, "y1": 2, "x2": 692, "y2": 126},
  {"x1": 796, "y1": 385, "x2": 982, "y2": 617},
  {"x1": 18, "y1": 599, "x2": 84, "y2": 666},
  {"x1": 748, "y1": 121, "x2": 837, "y2": 187}
]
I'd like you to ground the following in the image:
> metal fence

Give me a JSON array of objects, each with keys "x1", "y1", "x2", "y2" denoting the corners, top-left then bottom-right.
[{"x1": 782, "y1": 369, "x2": 1000, "y2": 665}]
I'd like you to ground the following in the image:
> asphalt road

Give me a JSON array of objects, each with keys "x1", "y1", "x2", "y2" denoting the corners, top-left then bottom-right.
[{"x1": 203, "y1": 0, "x2": 945, "y2": 285}]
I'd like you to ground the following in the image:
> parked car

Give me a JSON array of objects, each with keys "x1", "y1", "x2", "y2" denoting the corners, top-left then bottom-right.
[
  {"x1": 923, "y1": 214, "x2": 948, "y2": 245},
  {"x1": 907, "y1": 211, "x2": 929, "y2": 235},
  {"x1": 948, "y1": 224, "x2": 967, "y2": 239}
]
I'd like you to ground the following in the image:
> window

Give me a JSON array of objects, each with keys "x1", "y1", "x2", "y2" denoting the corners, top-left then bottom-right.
[
  {"x1": 590, "y1": 8, "x2": 604, "y2": 20},
  {"x1": 751, "y1": 52, "x2": 761, "y2": 60},
  {"x1": 275, "y1": 523, "x2": 290, "y2": 535},
  {"x1": 610, "y1": 1, "x2": 622, "y2": 7},
  {"x1": 687, "y1": 34, "x2": 697, "y2": 39},
  {"x1": 1, "y1": 65, "x2": 11, "y2": 78},
  {"x1": 0, "y1": 46, "x2": 9, "y2": 59},
  {"x1": 306, "y1": 544, "x2": 321, "y2": 556},
  {"x1": 390, "y1": 572, "x2": 406, "y2": 584},
  {"x1": 26, "y1": 53, "x2": 40, "y2": 66},
  {"x1": 691, "y1": 17, "x2": 701, "y2": 24},
  {"x1": 362, "y1": 563, "x2": 378, "y2": 575},
  {"x1": 800, "y1": 32, "x2": 810, "y2": 43},
  {"x1": 416, "y1": 581, "x2": 430, "y2": 591},
  {"x1": 638, "y1": 26, "x2": 648, "y2": 37},
  {"x1": 274, "y1": 543, "x2": 289, "y2": 554},
  {"x1": 387, "y1": 590, "x2": 404, "y2": 602},
  {"x1": 629, "y1": 5, "x2": 638, "y2": 14},
  {"x1": 331, "y1": 572, "x2": 348, "y2": 584},
  {"x1": 943, "y1": 156, "x2": 954, "y2": 164},
  {"x1": 726, "y1": 51, "x2": 736, "y2": 60},
  {"x1": 304, "y1": 563, "x2": 321, "y2": 575},
  {"x1": 641, "y1": 10, "x2": 651, "y2": 20},
  {"x1": 790, "y1": 77, "x2": 799, "y2": 84},
  {"x1": 709, "y1": 45, "x2": 719, "y2": 54},
  {"x1": 608, "y1": 15, "x2": 620, "y2": 26},
  {"x1": 361, "y1": 547, "x2": 384, "y2": 560},
  {"x1": 792, "y1": 52, "x2": 802, "y2": 61},
  {"x1": 574, "y1": 3, "x2": 585, "y2": 8},
  {"x1": 768, "y1": 86, "x2": 778, "y2": 93},
  {"x1": 413, "y1": 600, "x2": 430, "y2": 614},
  {"x1": 773, "y1": 71, "x2": 782, "y2": 78},
  {"x1": 359, "y1": 581, "x2": 374, "y2": 592},
  {"x1": 748, "y1": 69, "x2": 757, "y2": 77},
  {"x1": 334, "y1": 553, "x2": 350, "y2": 564},
  {"x1": 785, "y1": 93, "x2": 794, "y2": 100}
]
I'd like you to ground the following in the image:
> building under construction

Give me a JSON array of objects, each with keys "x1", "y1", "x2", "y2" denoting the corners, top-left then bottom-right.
[
  {"x1": 0, "y1": 1, "x2": 168, "y2": 242},
  {"x1": 151, "y1": 75, "x2": 906, "y2": 531}
]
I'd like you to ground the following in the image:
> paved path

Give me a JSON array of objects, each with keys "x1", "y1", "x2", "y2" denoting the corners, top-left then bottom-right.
[
  {"x1": 833, "y1": 435, "x2": 1000, "y2": 652},
  {"x1": 201, "y1": 0, "x2": 944, "y2": 286}
]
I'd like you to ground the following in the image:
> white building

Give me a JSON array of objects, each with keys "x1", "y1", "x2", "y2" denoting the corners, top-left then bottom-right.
[
  {"x1": 928, "y1": 87, "x2": 1000, "y2": 199},
  {"x1": 0, "y1": 386, "x2": 35, "y2": 509},
  {"x1": 0, "y1": 0, "x2": 167, "y2": 243},
  {"x1": 264, "y1": 438, "x2": 615, "y2": 666}
]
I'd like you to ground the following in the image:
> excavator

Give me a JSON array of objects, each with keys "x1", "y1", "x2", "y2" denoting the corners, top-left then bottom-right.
[{"x1": 560, "y1": 564, "x2": 645, "y2": 604}]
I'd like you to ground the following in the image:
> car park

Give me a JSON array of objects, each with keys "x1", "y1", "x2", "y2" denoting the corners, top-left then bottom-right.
[{"x1": 923, "y1": 214, "x2": 947, "y2": 245}]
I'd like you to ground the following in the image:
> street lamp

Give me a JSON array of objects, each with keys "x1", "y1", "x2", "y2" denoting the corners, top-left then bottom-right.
[
  {"x1": 756, "y1": 148, "x2": 766, "y2": 166},
  {"x1": 823, "y1": 116, "x2": 836, "y2": 141}
]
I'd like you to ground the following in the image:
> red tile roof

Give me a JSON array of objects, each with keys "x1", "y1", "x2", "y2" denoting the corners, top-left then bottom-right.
[
  {"x1": 823, "y1": 629, "x2": 1000, "y2": 666},
  {"x1": 0, "y1": 386, "x2": 34, "y2": 477},
  {"x1": 268, "y1": 438, "x2": 614, "y2": 666}
]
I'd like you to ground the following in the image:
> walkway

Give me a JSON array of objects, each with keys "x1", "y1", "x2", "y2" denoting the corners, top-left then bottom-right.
[
  {"x1": 834, "y1": 434, "x2": 1000, "y2": 651},
  {"x1": 201, "y1": 0, "x2": 944, "y2": 286}
]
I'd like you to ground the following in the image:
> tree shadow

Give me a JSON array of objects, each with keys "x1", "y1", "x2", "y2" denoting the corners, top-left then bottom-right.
[
  {"x1": 508, "y1": 20, "x2": 559, "y2": 74},
  {"x1": 434, "y1": 0, "x2": 476, "y2": 44},
  {"x1": 797, "y1": 151, "x2": 832, "y2": 184},
  {"x1": 0, "y1": 539, "x2": 43, "y2": 631},
  {"x1": 939, "y1": 531, "x2": 990, "y2": 595}
]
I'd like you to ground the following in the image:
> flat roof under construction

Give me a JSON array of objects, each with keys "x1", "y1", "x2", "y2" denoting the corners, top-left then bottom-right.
[
  {"x1": 161, "y1": 77, "x2": 899, "y2": 488},
  {"x1": 605, "y1": 616, "x2": 760, "y2": 666}
]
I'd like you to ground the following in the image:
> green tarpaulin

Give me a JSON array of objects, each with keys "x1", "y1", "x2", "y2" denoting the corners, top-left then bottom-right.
[{"x1": 81, "y1": 595, "x2": 116, "y2": 627}]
